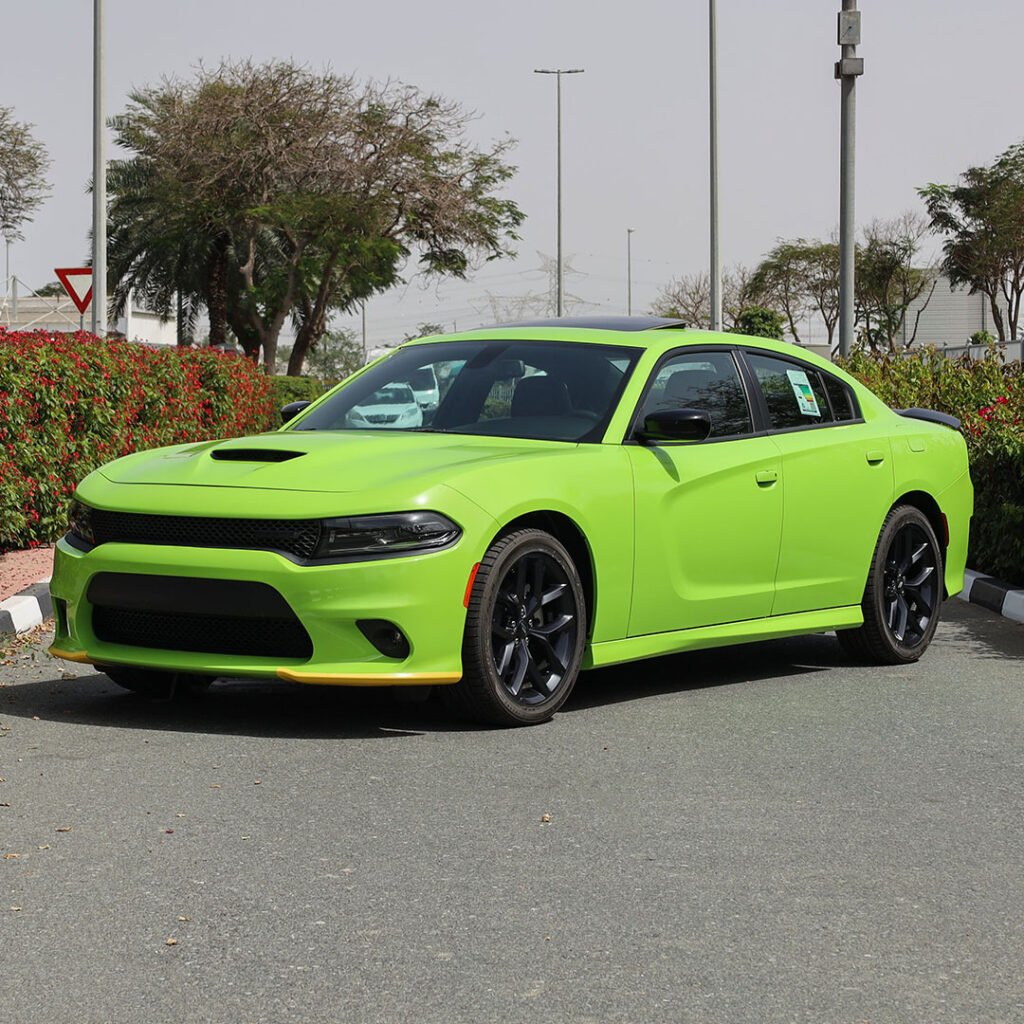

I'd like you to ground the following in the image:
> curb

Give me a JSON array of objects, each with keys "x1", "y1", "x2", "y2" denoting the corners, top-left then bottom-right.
[
  {"x1": 0, "y1": 578, "x2": 53, "y2": 635},
  {"x1": 956, "y1": 569, "x2": 1024, "y2": 625}
]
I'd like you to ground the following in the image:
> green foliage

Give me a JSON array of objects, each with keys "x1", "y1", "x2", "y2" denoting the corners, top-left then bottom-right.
[
  {"x1": 0, "y1": 329, "x2": 274, "y2": 552},
  {"x1": 107, "y1": 61, "x2": 524, "y2": 373},
  {"x1": 920, "y1": 142, "x2": 1024, "y2": 341},
  {"x1": 266, "y1": 374, "x2": 326, "y2": 427},
  {"x1": 839, "y1": 345, "x2": 1024, "y2": 580},
  {"x1": 0, "y1": 106, "x2": 50, "y2": 241},
  {"x1": 731, "y1": 306, "x2": 785, "y2": 340},
  {"x1": 279, "y1": 328, "x2": 364, "y2": 384}
]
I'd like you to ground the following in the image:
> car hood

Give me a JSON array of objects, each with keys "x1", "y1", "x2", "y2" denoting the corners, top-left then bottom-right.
[{"x1": 98, "y1": 430, "x2": 571, "y2": 494}]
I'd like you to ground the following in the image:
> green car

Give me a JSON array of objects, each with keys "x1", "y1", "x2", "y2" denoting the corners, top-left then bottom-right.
[{"x1": 50, "y1": 318, "x2": 972, "y2": 726}]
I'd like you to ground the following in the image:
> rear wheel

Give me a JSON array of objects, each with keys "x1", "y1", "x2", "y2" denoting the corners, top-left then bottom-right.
[
  {"x1": 838, "y1": 505, "x2": 943, "y2": 664},
  {"x1": 444, "y1": 529, "x2": 586, "y2": 726},
  {"x1": 101, "y1": 667, "x2": 215, "y2": 699}
]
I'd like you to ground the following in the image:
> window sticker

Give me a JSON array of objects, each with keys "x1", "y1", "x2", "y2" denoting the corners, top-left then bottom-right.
[{"x1": 786, "y1": 369, "x2": 820, "y2": 417}]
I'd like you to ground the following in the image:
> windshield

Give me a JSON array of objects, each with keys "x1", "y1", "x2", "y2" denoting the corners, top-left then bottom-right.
[{"x1": 291, "y1": 339, "x2": 641, "y2": 442}]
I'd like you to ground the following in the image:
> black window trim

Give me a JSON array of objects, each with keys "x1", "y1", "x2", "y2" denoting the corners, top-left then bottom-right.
[
  {"x1": 736, "y1": 348, "x2": 864, "y2": 436},
  {"x1": 622, "y1": 344, "x2": 762, "y2": 446}
]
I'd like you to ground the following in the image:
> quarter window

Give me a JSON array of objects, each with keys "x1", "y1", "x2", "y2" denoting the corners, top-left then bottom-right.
[
  {"x1": 637, "y1": 351, "x2": 753, "y2": 439},
  {"x1": 746, "y1": 353, "x2": 833, "y2": 430},
  {"x1": 820, "y1": 371, "x2": 858, "y2": 421}
]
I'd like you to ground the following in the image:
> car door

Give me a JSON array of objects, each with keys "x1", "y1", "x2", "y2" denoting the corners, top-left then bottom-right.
[
  {"x1": 626, "y1": 348, "x2": 784, "y2": 636},
  {"x1": 740, "y1": 350, "x2": 895, "y2": 616}
]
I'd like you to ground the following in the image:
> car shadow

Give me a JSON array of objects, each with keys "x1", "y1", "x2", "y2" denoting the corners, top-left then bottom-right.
[
  {"x1": 4, "y1": 603, "x2": 1014, "y2": 738},
  {"x1": 567, "y1": 631, "x2": 844, "y2": 712},
  {"x1": 1, "y1": 671, "x2": 462, "y2": 740}
]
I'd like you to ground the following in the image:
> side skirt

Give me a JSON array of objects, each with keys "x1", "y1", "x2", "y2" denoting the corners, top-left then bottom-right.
[{"x1": 583, "y1": 606, "x2": 864, "y2": 670}]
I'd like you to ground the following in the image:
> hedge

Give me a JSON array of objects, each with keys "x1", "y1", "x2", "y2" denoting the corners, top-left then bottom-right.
[
  {"x1": 0, "y1": 329, "x2": 274, "y2": 552},
  {"x1": 840, "y1": 346, "x2": 1024, "y2": 582},
  {"x1": 266, "y1": 374, "x2": 327, "y2": 427}
]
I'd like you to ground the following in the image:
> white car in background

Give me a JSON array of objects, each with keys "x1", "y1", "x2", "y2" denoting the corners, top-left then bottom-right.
[
  {"x1": 345, "y1": 383, "x2": 423, "y2": 429},
  {"x1": 406, "y1": 366, "x2": 440, "y2": 412}
]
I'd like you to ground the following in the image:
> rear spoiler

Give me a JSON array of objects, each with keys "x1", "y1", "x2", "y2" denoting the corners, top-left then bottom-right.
[{"x1": 895, "y1": 408, "x2": 961, "y2": 430}]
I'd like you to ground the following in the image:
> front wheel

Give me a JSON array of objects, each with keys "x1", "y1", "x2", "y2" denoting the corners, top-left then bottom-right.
[
  {"x1": 444, "y1": 529, "x2": 586, "y2": 726},
  {"x1": 838, "y1": 505, "x2": 943, "y2": 664}
]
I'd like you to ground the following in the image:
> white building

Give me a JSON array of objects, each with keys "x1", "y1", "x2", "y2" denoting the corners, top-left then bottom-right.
[{"x1": 0, "y1": 285, "x2": 178, "y2": 346}]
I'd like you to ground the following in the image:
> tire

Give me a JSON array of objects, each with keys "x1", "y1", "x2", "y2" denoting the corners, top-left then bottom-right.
[
  {"x1": 443, "y1": 529, "x2": 587, "y2": 726},
  {"x1": 837, "y1": 505, "x2": 943, "y2": 664},
  {"x1": 100, "y1": 667, "x2": 215, "y2": 699}
]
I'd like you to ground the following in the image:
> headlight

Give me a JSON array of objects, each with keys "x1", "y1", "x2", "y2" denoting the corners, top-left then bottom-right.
[
  {"x1": 314, "y1": 511, "x2": 460, "y2": 560},
  {"x1": 68, "y1": 499, "x2": 96, "y2": 546}
]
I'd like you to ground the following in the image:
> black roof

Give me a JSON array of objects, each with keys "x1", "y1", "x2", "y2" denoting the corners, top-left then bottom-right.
[{"x1": 493, "y1": 315, "x2": 687, "y2": 332}]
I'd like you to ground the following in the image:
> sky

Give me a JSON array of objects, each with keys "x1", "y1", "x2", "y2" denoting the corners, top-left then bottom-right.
[{"x1": 4, "y1": 0, "x2": 1024, "y2": 349}]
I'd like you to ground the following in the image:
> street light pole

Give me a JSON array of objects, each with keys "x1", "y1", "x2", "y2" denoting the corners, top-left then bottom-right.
[
  {"x1": 709, "y1": 0, "x2": 722, "y2": 332},
  {"x1": 534, "y1": 68, "x2": 584, "y2": 318},
  {"x1": 626, "y1": 228, "x2": 635, "y2": 315},
  {"x1": 836, "y1": 1, "x2": 863, "y2": 356},
  {"x1": 92, "y1": 0, "x2": 107, "y2": 335}
]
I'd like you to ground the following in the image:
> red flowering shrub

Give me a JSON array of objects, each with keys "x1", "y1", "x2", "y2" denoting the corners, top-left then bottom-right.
[
  {"x1": 840, "y1": 345, "x2": 1024, "y2": 582},
  {"x1": 0, "y1": 329, "x2": 274, "y2": 551}
]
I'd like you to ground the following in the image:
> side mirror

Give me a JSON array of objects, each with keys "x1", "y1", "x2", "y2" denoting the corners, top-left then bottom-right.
[
  {"x1": 637, "y1": 408, "x2": 712, "y2": 444},
  {"x1": 281, "y1": 400, "x2": 312, "y2": 423}
]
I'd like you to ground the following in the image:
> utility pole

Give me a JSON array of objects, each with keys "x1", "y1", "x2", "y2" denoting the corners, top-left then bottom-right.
[
  {"x1": 91, "y1": 0, "x2": 107, "y2": 335},
  {"x1": 836, "y1": 1, "x2": 863, "y2": 356},
  {"x1": 361, "y1": 301, "x2": 367, "y2": 361},
  {"x1": 534, "y1": 68, "x2": 584, "y2": 317},
  {"x1": 709, "y1": 0, "x2": 722, "y2": 332},
  {"x1": 626, "y1": 228, "x2": 635, "y2": 315}
]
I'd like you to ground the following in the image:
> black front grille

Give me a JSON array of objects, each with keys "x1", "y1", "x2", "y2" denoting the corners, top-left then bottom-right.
[
  {"x1": 87, "y1": 573, "x2": 314, "y2": 660},
  {"x1": 92, "y1": 606, "x2": 313, "y2": 659},
  {"x1": 89, "y1": 510, "x2": 322, "y2": 561}
]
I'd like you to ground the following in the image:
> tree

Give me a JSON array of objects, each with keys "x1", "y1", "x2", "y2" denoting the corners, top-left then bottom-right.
[
  {"x1": 0, "y1": 106, "x2": 49, "y2": 244},
  {"x1": 650, "y1": 266, "x2": 757, "y2": 329},
  {"x1": 279, "y1": 327, "x2": 364, "y2": 381},
  {"x1": 731, "y1": 306, "x2": 785, "y2": 340},
  {"x1": 749, "y1": 239, "x2": 840, "y2": 348},
  {"x1": 107, "y1": 61, "x2": 524, "y2": 373},
  {"x1": 402, "y1": 322, "x2": 445, "y2": 342},
  {"x1": 920, "y1": 141, "x2": 1024, "y2": 342},
  {"x1": 854, "y1": 213, "x2": 937, "y2": 351}
]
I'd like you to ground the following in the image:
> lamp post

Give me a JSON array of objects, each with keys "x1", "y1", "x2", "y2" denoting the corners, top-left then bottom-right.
[
  {"x1": 836, "y1": 1, "x2": 863, "y2": 356},
  {"x1": 626, "y1": 228, "x2": 635, "y2": 315},
  {"x1": 92, "y1": 0, "x2": 106, "y2": 335},
  {"x1": 709, "y1": 0, "x2": 721, "y2": 332},
  {"x1": 534, "y1": 68, "x2": 584, "y2": 317}
]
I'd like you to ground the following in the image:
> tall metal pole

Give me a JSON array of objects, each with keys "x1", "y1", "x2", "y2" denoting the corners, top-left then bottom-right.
[
  {"x1": 361, "y1": 301, "x2": 367, "y2": 361},
  {"x1": 626, "y1": 228, "x2": 635, "y2": 315},
  {"x1": 709, "y1": 0, "x2": 722, "y2": 332},
  {"x1": 534, "y1": 69, "x2": 584, "y2": 318},
  {"x1": 91, "y1": 0, "x2": 107, "y2": 335},
  {"x1": 836, "y1": 1, "x2": 863, "y2": 356}
]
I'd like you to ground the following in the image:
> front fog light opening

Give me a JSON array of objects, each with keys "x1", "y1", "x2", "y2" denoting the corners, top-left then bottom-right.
[{"x1": 357, "y1": 620, "x2": 411, "y2": 660}]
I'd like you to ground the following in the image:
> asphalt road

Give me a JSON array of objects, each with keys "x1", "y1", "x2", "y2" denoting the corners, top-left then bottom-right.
[{"x1": 1, "y1": 601, "x2": 1022, "y2": 1024}]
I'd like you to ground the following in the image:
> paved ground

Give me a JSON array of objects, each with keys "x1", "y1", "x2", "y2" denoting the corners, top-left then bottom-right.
[{"x1": 1, "y1": 601, "x2": 1022, "y2": 1024}]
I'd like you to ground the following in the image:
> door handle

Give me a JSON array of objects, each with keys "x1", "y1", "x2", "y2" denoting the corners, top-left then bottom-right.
[
  {"x1": 865, "y1": 449, "x2": 886, "y2": 465},
  {"x1": 755, "y1": 470, "x2": 778, "y2": 486}
]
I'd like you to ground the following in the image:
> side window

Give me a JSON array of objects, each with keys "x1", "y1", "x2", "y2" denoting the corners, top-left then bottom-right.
[
  {"x1": 820, "y1": 371, "x2": 858, "y2": 421},
  {"x1": 746, "y1": 353, "x2": 833, "y2": 430},
  {"x1": 638, "y1": 351, "x2": 752, "y2": 438}
]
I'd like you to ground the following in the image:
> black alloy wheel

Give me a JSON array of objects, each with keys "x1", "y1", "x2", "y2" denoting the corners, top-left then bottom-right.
[
  {"x1": 838, "y1": 505, "x2": 943, "y2": 664},
  {"x1": 445, "y1": 529, "x2": 586, "y2": 726}
]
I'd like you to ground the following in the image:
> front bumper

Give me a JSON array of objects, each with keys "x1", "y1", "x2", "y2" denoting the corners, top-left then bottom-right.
[{"x1": 49, "y1": 529, "x2": 483, "y2": 686}]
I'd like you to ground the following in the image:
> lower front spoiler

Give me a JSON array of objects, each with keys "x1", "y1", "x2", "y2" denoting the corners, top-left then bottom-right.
[{"x1": 48, "y1": 645, "x2": 460, "y2": 687}]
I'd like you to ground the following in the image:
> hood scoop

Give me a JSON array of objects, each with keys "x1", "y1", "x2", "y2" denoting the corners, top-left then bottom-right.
[{"x1": 210, "y1": 448, "x2": 306, "y2": 463}]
